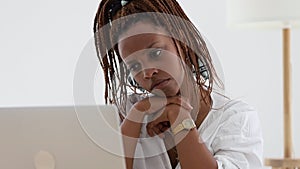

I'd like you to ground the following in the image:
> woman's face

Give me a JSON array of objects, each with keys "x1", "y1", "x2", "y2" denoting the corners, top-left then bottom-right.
[{"x1": 118, "y1": 22, "x2": 185, "y2": 97}]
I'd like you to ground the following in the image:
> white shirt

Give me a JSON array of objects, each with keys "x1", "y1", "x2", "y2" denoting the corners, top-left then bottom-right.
[{"x1": 126, "y1": 92, "x2": 263, "y2": 169}]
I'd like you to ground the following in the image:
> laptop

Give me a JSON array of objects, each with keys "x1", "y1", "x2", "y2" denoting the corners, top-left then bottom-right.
[{"x1": 0, "y1": 105, "x2": 126, "y2": 169}]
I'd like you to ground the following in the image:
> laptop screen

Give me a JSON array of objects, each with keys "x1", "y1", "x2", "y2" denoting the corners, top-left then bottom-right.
[{"x1": 0, "y1": 105, "x2": 126, "y2": 169}]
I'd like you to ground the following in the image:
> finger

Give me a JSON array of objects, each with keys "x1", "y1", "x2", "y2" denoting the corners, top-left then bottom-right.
[
  {"x1": 160, "y1": 124, "x2": 170, "y2": 133},
  {"x1": 146, "y1": 124, "x2": 155, "y2": 137},
  {"x1": 147, "y1": 123, "x2": 166, "y2": 138},
  {"x1": 158, "y1": 122, "x2": 170, "y2": 133},
  {"x1": 154, "y1": 123, "x2": 168, "y2": 138},
  {"x1": 141, "y1": 96, "x2": 192, "y2": 116},
  {"x1": 152, "y1": 125, "x2": 161, "y2": 136},
  {"x1": 135, "y1": 96, "x2": 168, "y2": 115},
  {"x1": 162, "y1": 121, "x2": 170, "y2": 128},
  {"x1": 158, "y1": 132, "x2": 165, "y2": 139},
  {"x1": 148, "y1": 108, "x2": 169, "y2": 128},
  {"x1": 147, "y1": 118, "x2": 166, "y2": 136}
]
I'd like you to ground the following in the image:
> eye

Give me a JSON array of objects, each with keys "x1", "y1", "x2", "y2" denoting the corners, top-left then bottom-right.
[
  {"x1": 128, "y1": 62, "x2": 141, "y2": 72},
  {"x1": 149, "y1": 48, "x2": 162, "y2": 59}
]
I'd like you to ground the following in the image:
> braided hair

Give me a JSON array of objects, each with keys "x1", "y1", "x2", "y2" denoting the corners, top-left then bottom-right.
[{"x1": 93, "y1": 0, "x2": 222, "y2": 114}]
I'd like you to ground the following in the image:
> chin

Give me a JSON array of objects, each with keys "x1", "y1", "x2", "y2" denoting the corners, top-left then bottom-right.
[{"x1": 151, "y1": 88, "x2": 179, "y2": 97}]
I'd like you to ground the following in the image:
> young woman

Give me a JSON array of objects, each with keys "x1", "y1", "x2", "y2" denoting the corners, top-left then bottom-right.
[{"x1": 93, "y1": 0, "x2": 263, "y2": 168}]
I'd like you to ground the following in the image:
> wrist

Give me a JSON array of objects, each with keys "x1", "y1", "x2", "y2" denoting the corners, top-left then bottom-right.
[
  {"x1": 168, "y1": 108, "x2": 192, "y2": 127},
  {"x1": 126, "y1": 106, "x2": 146, "y2": 123},
  {"x1": 171, "y1": 118, "x2": 196, "y2": 135}
]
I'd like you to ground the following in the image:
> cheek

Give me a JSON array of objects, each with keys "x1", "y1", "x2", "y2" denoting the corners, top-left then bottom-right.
[
  {"x1": 132, "y1": 73, "x2": 148, "y2": 88},
  {"x1": 161, "y1": 55, "x2": 185, "y2": 83},
  {"x1": 132, "y1": 73, "x2": 142, "y2": 83}
]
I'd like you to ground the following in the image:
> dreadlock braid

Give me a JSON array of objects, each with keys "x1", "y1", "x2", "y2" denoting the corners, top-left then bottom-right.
[
  {"x1": 93, "y1": 0, "x2": 223, "y2": 114},
  {"x1": 93, "y1": 0, "x2": 225, "y2": 168}
]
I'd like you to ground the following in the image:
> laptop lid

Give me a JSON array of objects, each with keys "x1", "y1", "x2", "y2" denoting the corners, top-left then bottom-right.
[{"x1": 0, "y1": 105, "x2": 126, "y2": 169}]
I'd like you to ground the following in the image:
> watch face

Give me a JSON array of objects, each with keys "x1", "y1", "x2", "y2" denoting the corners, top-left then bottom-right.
[{"x1": 182, "y1": 119, "x2": 195, "y2": 129}]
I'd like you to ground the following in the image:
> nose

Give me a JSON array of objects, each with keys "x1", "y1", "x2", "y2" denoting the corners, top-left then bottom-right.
[{"x1": 143, "y1": 68, "x2": 158, "y2": 79}]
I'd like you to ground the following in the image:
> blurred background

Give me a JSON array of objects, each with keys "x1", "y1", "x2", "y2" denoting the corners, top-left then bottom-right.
[{"x1": 1, "y1": 0, "x2": 299, "y2": 167}]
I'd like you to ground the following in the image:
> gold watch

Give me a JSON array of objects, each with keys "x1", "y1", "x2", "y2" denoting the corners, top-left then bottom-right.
[{"x1": 172, "y1": 118, "x2": 196, "y2": 135}]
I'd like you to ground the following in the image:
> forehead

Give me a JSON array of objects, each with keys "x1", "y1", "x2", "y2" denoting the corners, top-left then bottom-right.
[
  {"x1": 117, "y1": 22, "x2": 170, "y2": 58},
  {"x1": 118, "y1": 21, "x2": 168, "y2": 38}
]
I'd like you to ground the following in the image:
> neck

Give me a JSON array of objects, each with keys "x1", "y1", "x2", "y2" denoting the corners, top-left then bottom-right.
[{"x1": 195, "y1": 91, "x2": 212, "y2": 129}]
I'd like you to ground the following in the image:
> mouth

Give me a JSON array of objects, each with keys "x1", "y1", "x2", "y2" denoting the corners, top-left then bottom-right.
[{"x1": 150, "y1": 78, "x2": 171, "y2": 91}]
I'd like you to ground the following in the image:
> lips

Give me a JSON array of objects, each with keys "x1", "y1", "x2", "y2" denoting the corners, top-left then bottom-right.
[{"x1": 150, "y1": 78, "x2": 171, "y2": 91}]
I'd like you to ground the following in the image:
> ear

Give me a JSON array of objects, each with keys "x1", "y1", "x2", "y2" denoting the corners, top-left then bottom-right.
[
  {"x1": 191, "y1": 58, "x2": 210, "y2": 86},
  {"x1": 197, "y1": 58, "x2": 209, "y2": 80}
]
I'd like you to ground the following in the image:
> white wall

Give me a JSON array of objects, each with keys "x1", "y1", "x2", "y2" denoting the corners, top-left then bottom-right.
[
  {"x1": 1, "y1": 0, "x2": 299, "y2": 166},
  {"x1": 0, "y1": 0, "x2": 103, "y2": 106},
  {"x1": 177, "y1": 0, "x2": 300, "y2": 163}
]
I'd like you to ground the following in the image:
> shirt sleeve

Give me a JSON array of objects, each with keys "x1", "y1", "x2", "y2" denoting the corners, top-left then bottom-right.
[
  {"x1": 126, "y1": 94, "x2": 173, "y2": 169},
  {"x1": 212, "y1": 102, "x2": 263, "y2": 169},
  {"x1": 133, "y1": 126, "x2": 173, "y2": 169}
]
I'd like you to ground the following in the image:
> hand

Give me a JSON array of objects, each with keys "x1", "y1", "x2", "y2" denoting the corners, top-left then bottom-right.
[
  {"x1": 145, "y1": 96, "x2": 193, "y2": 137},
  {"x1": 126, "y1": 95, "x2": 189, "y2": 122}
]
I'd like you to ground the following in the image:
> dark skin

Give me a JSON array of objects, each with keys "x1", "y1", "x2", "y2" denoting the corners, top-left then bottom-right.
[
  {"x1": 118, "y1": 21, "x2": 217, "y2": 169},
  {"x1": 163, "y1": 98, "x2": 212, "y2": 168}
]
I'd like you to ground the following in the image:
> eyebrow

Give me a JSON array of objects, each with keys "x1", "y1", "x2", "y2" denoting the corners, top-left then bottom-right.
[
  {"x1": 146, "y1": 41, "x2": 160, "y2": 49},
  {"x1": 124, "y1": 40, "x2": 160, "y2": 65}
]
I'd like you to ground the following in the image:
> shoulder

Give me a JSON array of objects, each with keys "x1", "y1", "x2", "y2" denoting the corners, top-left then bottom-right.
[
  {"x1": 201, "y1": 92, "x2": 262, "y2": 139},
  {"x1": 222, "y1": 99, "x2": 259, "y2": 124},
  {"x1": 205, "y1": 94, "x2": 264, "y2": 168},
  {"x1": 216, "y1": 97, "x2": 261, "y2": 137}
]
